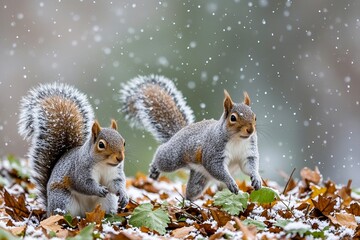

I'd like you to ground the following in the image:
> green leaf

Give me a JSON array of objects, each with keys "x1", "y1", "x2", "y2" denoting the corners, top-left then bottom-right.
[
  {"x1": 250, "y1": 187, "x2": 279, "y2": 204},
  {"x1": 0, "y1": 228, "x2": 19, "y2": 240},
  {"x1": 63, "y1": 213, "x2": 76, "y2": 228},
  {"x1": 129, "y1": 203, "x2": 170, "y2": 235},
  {"x1": 66, "y1": 223, "x2": 94, "y2": 240},
  {"x1": 213, "y1": 189, "x2": 249, "y2": 215},
  {"x1": 104, "y1": 214, "x2": 125, "y2": 224},
  {"x1": 242, "y1": 219, "x2": 267, "y2": 230},
  {"x1": 273, "y1": 219, "x2": 291, "y2": 228}
]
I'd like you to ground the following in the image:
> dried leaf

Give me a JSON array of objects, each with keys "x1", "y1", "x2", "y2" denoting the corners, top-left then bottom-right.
[
  {"x1": 170, "y1": 226, "x2": 196, "y2": 238},
  {"x1": 328, "y1": 213, "x2": 357, "y2": 230},
  {"x1": 210, "y1": 208, "x2": 231, "y2": 227},
  {"x1": 85, "y1": 205, "x2": 105, "y2": 224},
  {"x1": 338, "y1": 180, "x2": 352, "y2": 207},
  {"x1": 3, "y1": 190, "x2": 30, "y2": 221},
  {"x1": 9, "y1": 226, "x2": 26, "y2": 236},
  {"x1": 300, "y1": 167, "x2": 321, "y2": 185},
  {"x1": 311, "y1": 195, "x2": 336, "y2": 216},
  {"x1": 40, "y1": 215, "x2": 64, "y2": 232},
  {"x1": 346, "y1": 202, "x2": 360, "y2": 216}
]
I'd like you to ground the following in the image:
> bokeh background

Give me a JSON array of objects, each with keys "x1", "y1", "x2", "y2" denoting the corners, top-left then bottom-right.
[{"x1": 1, "y1": 0, "x2": 359, "y2": 185}]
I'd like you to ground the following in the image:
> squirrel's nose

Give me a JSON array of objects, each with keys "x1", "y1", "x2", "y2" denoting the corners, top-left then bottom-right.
[{"x1": 246, "y1": 127, "x2": 254, "y2": 135}]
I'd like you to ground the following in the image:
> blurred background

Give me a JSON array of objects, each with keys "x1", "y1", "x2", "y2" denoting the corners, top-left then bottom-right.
[{"x1": 0, "y1": 0, "x2": 359, "y2": 185}]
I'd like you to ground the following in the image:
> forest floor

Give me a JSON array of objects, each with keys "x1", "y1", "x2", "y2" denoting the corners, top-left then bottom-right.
[{"x1": 0, "y1": 155, "x2": 359, "y2": 239}]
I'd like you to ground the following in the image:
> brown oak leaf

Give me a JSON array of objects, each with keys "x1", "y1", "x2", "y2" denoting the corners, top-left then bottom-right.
[
  {"x1": 85, "y1": 204, "x2": 105, "y2": 224},
  {"x1": 3, "y1": 189, "x2": 30, "y2": 221},
  {"x1": 311, "y1": 195, "x2": 336, "y2": 217}
]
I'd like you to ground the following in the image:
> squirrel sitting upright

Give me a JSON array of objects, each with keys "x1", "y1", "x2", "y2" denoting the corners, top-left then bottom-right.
[
  {"x1": 18, "y1": 83, "x2": 128, "y2": 216},
  {"x1": 120, "y1": 75, "x2": 262, "y2": 200}
]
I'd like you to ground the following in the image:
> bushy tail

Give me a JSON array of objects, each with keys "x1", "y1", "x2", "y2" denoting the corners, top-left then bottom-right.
[
  {"x1": 119, "y1": 75, "x2": 194, "y2": 143},
  {"x1": 18, "y1": 82, "x2": 94, "y2": 205}
]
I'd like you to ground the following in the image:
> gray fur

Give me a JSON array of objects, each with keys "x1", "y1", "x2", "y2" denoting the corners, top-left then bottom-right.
[
  {"x1": 18, "y1": 83, "x2": 128, "y2": 216},
  {"x1": 120, "y1": 76, "x2": 261, "y2": 200}
]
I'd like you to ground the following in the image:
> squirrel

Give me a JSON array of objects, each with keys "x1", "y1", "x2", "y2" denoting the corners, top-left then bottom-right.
[
  {"x1": 120, "y1": 75, "x2": 262, "y2": 200},
  {"x1": 18, "y1": 82, "x2": 129, "y2": 217}
]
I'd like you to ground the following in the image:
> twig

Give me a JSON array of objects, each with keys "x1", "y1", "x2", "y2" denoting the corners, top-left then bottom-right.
[{"x1": 282, "y1": 168, "x2": 296, "y2": 195}]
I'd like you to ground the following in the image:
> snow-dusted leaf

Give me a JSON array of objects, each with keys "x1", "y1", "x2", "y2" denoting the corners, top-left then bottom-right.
[
  {"x1": 213, "y1": 189, "x2": 249, "y2": 215},
  {"x1": 104, "y1": 214, "x2": 125, "y2": 224},
  {"x1": 129, "y1": 203, "x2": 170, "y2": 235},
  {"x1": 273, "y1": 219, "x2": 291, "y2": 228},
  {"x1": 250, "y1": 187, "x2": 279, "y2": 204},
  {"x1": 283, "y1": 222, "x2": 311, "y2": 237},
  {"x1": 242, "y1": 219, "x2": 267, "y2": 230}
]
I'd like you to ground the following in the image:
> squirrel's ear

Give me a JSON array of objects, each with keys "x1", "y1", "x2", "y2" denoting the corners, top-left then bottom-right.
[
  {"x1": 223, "y1": 90, "x2": 234, "y2": 117},
  {"x1": 110, "y1": 119, "x2": 118, "y2": 130},
  {"x1": 243, "y1": 92, "x2": 251, "y2": 106},
  {"x1": 91, "y1": 121, "x2": 101, "y2": 143}
]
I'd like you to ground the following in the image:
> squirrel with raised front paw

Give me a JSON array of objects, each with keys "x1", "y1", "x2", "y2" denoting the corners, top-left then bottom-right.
[
  {"x1": 18, "y1": 83, "x2": 128, "y2": 216},
  {"x1": 120, "y1": 75, "x2": 262, "y2": 200}
]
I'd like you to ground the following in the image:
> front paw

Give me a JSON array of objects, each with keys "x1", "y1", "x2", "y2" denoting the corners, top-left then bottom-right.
[
  {"x1": 117, "y1": 192, "x2": 129, "y2": 208},
  {"x1": 97, "y1": 186, "x2": 109, "y2": 197},
  {"x1": 251, "y1": 174, "x2": 262, "y2": 190},
  {"x1": 227, "y1": 180, "x2": 239, "y2": 194}
]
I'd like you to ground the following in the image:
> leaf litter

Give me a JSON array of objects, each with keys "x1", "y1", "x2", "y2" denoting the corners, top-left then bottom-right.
[{"x1": 0, "y1": 156, "x2": 359, "y2": 239}]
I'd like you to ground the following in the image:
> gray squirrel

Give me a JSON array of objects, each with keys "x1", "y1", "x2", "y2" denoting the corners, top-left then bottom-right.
[
  {"x1": 120, "y1": 75, "x2": 262, "y2": 200},
  {"x1": 18, "y1": 83, "x2": 128, "y2": 216}
]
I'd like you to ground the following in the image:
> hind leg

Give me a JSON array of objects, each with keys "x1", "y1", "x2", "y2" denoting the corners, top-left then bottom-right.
[
  {"x1": 149, "y1": 145, "x2": 186, "y2": 180},
  {"x1": 186, "y1": 170, "x2": 209, "y2": 201},
  {"x1": 47, "y1": 189, "x2": 71, "y2": 216}
]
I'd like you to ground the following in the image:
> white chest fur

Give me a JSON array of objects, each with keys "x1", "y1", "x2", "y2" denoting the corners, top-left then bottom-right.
[
  {"x1": 224, "y1": 135, "x2": 257, "y2": 175},
  {"x1": 91, "y1": 161, "x2": 120, "y2": 186},
  {"x1": 67, "y1": 162, "x2": 120, "y2": 216}
]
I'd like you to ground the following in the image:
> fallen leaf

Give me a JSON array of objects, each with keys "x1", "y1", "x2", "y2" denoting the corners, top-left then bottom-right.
[
  {"x1": 40, "y1": 215, "x2": 64, "y2": 232},
  {"x1": 85, "y1": 205, "x2": 105, "y2": 224},
  {"x1": 328, "y1": 213, "x2": 357, "y2": 230},
  {"x1": 223, "y1": 221, "x2": 236, "y2": 231},
  {"x1": 300, "y1": 167, "x2": 321, "y2": 185},
  {"x1": 110, "y1": 231, "x2": 143, "y2": 240},
  {"x1": 337, "y1": 180, "x2": 352, "y2": 207},
  {"x1": 234, "y1": 217, "x2": 257, "y2": 240},
  {"x1": 171, "y1": 226, "x2": 196, "y2": 238},
  {"x1": 311, "y1": 195, "x2": 336, "y2": 216},
  {"x1": 9, "y1": 225, "x2": 26, "y2": 236},
  {"x1": 3, "y1": 190, "x2": 30, "y2": 221},
  {"x1": 210, "y1": 208, "x2": 231, "y2": 227},
  {"x1": 346, "y1": 202, "x2": 360, "y2": 216}
]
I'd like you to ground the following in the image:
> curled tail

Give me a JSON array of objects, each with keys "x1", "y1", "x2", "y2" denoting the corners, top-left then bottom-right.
[
  {"x1": 18, "y1": 82, "x2": 94, "y2": 205},
  {"x1": 120, "y1": 75, "x2": 194, "y2": 143}
]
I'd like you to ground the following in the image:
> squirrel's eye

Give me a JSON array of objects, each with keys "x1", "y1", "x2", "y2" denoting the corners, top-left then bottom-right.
[
  {"x1": 255, "y1": 116, "x2": 257, "y2": 121},
  {"x1": 123, "y1": 141, "x2": 126, "y2": 147},
  {"x1": 230, "y1": 114, "x2": 237, "y2": 122},
  {"x1": 98, "y1": 140, "x2": 106, "y2": 149}
]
